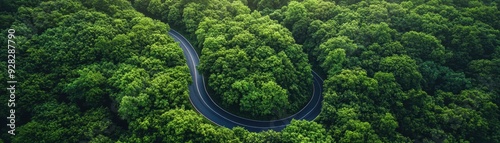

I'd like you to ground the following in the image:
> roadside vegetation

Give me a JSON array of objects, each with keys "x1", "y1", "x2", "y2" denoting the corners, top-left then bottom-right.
[{"x1": 0, "y1": 0, "x2": 499, "y2": 142}]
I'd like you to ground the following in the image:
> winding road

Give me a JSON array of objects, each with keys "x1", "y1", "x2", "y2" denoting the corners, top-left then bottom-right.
[{"x1": 168, "y1": 29, "x2": 324, "y2": 132}]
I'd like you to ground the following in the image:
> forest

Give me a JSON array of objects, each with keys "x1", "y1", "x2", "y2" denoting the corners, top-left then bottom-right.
[{"x1": 0, "y1": 0, "x2": 499, "y2": 142}]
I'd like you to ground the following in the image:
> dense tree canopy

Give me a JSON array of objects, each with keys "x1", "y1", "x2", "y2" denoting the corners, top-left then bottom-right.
[
  {"x1": 1, "y1": 0, "x2": 499, "y2": 142},
  {"x1": 0, "y1": 0, "x2": 192, "y2": 142},
  {"x1": 195, "y1": 11, "x2": 313, "y2": 119},
  {"x1": 281, "y1": 0, "x2": 500, "y2": 142}
]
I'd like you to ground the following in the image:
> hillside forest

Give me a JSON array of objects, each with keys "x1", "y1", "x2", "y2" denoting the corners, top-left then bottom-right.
[{"x1": 0, "y1": 0, "x2": 499, "y2": 142}]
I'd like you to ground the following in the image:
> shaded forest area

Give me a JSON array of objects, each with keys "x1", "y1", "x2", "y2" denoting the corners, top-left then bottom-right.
[{"x1": 1, "y1": 0, "x2": 499, "y2": 142}]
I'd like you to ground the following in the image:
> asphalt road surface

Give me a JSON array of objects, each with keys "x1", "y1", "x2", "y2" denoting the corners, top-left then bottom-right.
[{"x1": 169, "y1": 29, "x2": 324, "y2": 132}]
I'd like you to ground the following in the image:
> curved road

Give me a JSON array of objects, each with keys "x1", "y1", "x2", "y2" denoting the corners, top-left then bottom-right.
[{"x1": 169, "y1": 30, "x2": 324, "y2": 132}]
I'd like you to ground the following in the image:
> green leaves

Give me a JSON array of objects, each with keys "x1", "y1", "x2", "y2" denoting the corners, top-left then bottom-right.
[
  {"x1": 401, "y1": 31, "x2": 450, "y2": 64},
  {"x1": 64, "y1": 66, "x2": 107, "y2": 108},
  {"x1": 110, "y1": 56, "x2": 191, "y2": 122},
  {"x1": 147, "y1": 66, "x2": 191, "y2": 111},
  {"x1": 240, "y1": 81, "x2": 290, "y2": 117},
  {"x1": 128, "y1": 109, "x2": 239, "y2": 143},
  {"x1": 197, "y1": 11, "x2": 312, "y2": 119},
  {"x1": 447, "y1": 21, "x2": 499, "y2": 68},
  {"x1": 324, "y1": 69, "x2": 379, "y2": 98},
  {"x1": 380, "y1": 55, "x2": 423, "y2": 91},
  {"x1": 282, "y1": 120, "x2": 332, "y2": 143},
  {"x1": 283, "y1": 1, "x2": 308, "y2": 29},
  {"x1": 419, "y1": 61, "x2": 471, "y2": 94},
  {"x1": 7, "y1": 0, "x2": 500, "y2": 142},
  {"x1": 335, "y1": 120, "x2": 383, "y2": 143},
  {"x1": 14, "y1": 102, "x2": 112, "y2": 143},
  {"x1": 144, "y1": 42, "x2": 186, "y2": 67},
  {"x1": 360, "y1": 22, "x2": 397, "y2": 46},
  {"x1": 317, "y1": 36, "x2": 357, "y2": 60}
]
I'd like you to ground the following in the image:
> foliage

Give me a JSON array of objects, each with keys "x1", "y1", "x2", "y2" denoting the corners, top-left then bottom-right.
[
  {"x1": 196, "y1": 11, "x2": 312, "y2": 119},
  {"x1": 2, "y1": 0, "x2": 499, "y2": 142}
]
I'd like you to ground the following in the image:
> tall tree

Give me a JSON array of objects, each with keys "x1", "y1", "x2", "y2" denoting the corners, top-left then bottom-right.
[
  {"x1": 401, "y1": 31, "x2": 451, "y2": 64},
  {"x1": 380, "y1": 55, "x2": 423, "y2": 91},
  {"x1": 281, "y1": 120, "x2": 332, "y2": 143}
]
